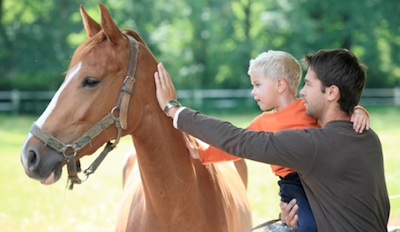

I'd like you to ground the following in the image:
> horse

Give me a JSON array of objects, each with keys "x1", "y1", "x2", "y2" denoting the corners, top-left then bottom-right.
[{"x1": 20, "y1": 4, "x2": 252, "y2": 232}]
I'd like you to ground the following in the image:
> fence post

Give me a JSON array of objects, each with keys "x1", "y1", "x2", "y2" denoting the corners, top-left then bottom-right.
[
  {"x1": 11, "y1": 89, "x2": 20, "y2": 115},
  {"x1": 193, "y1": 89, "x2": 203, "y2": 108},
  {"x1": 395, "y1": 87, "x2": 400, "y2": 107}
]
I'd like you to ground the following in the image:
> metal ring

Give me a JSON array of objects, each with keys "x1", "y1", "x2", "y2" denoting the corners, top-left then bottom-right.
[
  {"x1": 111, "y1": 107, "x2": 120, "y2": 118},
  {"x1": 63, "y1": 144, "x2": 77, "y2": 158}
]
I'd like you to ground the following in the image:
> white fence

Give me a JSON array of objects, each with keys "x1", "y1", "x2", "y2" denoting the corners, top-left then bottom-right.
[{"x1": 0, "y1": 88, "x2": 399, "y2": 114}]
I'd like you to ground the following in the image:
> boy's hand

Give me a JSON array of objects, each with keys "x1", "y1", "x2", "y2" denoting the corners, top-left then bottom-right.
[
  {"x1": 351, "y1": 108, "x2": 370, "y2": 133},
  {"x1": 182, "y1": 134, "x2": 201, "y2": 159}
]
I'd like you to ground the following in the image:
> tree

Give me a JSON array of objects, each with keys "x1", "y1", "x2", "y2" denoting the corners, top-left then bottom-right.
[
  {"x1": 0, "y1": 0, "x2": 84, "y2": 90},
  {"x1": 0, "y1": 0, "x2": 399, "y2": 91},
  {"x1": 252, "y1": 0, "x2": 400, "y2": 87}
]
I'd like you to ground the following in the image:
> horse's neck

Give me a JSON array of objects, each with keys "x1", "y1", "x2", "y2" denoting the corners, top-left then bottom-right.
[{"x1": 130, "y1": 115, "x2": 198, "y2": 201}]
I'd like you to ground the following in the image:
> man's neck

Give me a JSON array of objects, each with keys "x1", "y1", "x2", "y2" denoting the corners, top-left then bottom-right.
[{"x1": 318, "y1": 109, "x2": 351, "y2": 127}]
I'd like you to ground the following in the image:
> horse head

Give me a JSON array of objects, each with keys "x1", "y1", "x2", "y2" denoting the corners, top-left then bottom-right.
[{"x1": 20, "y1": 4, "x2": 160, "y2": 187}]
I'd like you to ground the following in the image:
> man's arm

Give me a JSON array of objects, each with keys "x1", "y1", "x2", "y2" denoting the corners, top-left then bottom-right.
[{"x1": 154, "y1": 63, "x2": 316, "y2": 172}]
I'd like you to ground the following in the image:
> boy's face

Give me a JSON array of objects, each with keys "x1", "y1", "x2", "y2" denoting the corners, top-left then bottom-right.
[{"x1": 249, "y1": 70, "x2": 279, "y2": 111}]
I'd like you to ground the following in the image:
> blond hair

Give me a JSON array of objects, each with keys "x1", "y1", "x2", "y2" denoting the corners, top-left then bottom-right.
[{"x1": 248, "y1": 50, "x2": 302, "y2": 94}]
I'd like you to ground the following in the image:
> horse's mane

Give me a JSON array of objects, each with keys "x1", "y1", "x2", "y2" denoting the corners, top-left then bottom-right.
[
  {"x1": 121, "y1": 29, "x2": 147, "y2": 46},
  {"x1": 68, "y1": 29, "x2": 146, "y2": 71}
]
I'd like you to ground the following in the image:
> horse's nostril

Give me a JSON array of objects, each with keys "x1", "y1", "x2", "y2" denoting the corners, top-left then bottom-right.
[{"x1": 27, "y1": 150, "x2": 39, "y2": 171}]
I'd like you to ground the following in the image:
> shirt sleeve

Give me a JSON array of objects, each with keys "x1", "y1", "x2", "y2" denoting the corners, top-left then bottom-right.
[
  {"x1": 175, "y1": 106, "x2": 240, "y2": 164},
  {"x1": 176, "y1": 108, "x2": 317, "y2": 174},
  {"x1": 173, "y1": 106, "x2": 186, "y2": 129},
  {"x1": 199, "y1": 144, "x2": 240, "y2": 164}
]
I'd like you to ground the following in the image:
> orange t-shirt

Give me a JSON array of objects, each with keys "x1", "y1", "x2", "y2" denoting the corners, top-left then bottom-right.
[{"x1": 198, "y1": 99, "x2": 320, "y2": 178}]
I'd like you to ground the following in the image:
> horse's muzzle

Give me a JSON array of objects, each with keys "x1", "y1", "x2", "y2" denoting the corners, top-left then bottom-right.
[{"x1": 21, "y1": 137, "x2": 64, "y2": 184}]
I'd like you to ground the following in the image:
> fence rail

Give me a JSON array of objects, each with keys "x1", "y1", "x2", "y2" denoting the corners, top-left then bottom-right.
[{"x1": 1, "y1": 88, "x2": 399, "y2": 114}]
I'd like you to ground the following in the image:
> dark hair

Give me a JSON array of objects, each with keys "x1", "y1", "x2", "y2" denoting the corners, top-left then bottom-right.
[{"x1": 303, "y1": 49, "x2": 367, "y2": 115}]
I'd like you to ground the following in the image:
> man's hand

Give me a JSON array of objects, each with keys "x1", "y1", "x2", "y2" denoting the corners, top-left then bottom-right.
[
  {"x1": 154, "y1": 63, "x2": 180, "y2": 117},
  {"x1": 280, "y1": 199, "x2": 299, "y2": 228}
]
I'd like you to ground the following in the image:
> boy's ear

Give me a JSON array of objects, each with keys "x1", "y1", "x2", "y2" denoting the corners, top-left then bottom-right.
[{"x1": 276, "y1": 78, "x2": 288, "y2": 93}]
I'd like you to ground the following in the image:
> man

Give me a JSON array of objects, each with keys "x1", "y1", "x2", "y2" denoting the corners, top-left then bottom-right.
[{"x1": 154, "y1": 49, "x2": 390, "y2": 231}]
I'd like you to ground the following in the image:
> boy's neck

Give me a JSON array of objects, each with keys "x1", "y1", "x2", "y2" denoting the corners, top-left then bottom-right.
[{"x1": 274, "y1": 94, "x2": 298, "y2": 111}]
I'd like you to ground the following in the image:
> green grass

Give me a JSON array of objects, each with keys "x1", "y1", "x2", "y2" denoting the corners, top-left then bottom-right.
[
  {"x1": 0, "y1": 114, "x2": 129, "y2": 232},
  {"x1": 0, "y1": 106, "x2": 399, "y2": 231}
]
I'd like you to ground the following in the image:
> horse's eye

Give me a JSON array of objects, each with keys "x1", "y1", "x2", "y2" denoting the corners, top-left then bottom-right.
[{"x1": 81, "y1": 77, "x2": 100, "y2": 88}]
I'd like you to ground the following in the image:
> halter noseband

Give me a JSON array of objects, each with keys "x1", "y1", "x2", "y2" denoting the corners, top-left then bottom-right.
[{"x1": 29, "y1": 34, "x2": 139, "y2": 189}]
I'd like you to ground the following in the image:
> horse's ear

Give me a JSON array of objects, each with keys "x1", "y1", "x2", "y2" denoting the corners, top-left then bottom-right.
[
  {"x1": 80, "y1": 5, "x2": 102, "y2": 38},
  {"x1": 99, "y1": 3, "x2": 125, "y2": 45}
]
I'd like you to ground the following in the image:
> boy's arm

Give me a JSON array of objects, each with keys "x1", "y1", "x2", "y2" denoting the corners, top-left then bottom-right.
[
  {"x1": 351, "y1": 105, "x2": 370, "y2": 133},
  {"x1": 184, "y1": 134, "x2": 240, "y2": 163},
  {"x1": 199, "y1": 145, "x2": 240, "y2": 164}
]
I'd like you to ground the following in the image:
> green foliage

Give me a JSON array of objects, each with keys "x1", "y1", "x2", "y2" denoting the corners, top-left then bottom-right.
[{"x1": 0, "y1": 0, "x2": 399, "y2": 91}]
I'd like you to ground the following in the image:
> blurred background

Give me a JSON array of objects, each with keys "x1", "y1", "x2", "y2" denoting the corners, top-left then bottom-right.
[{"x1": 0, "y1": 0, "x2": 399, "y2": 114}]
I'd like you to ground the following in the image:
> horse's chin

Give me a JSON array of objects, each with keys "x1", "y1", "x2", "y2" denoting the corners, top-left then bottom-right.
[{"x1": 41, "y1": 165, "x2": 62, "y2": 185}]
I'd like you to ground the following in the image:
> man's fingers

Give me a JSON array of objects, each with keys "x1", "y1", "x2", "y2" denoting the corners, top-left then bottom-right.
[
  {"x1": 285, "y1": 204, "x2": 298, "y2": 228},
  {"x1": 156, "y1": 63, "x2": 165, "y2": 88},
  {"x1": 287, "y1": 214, "x2": 299, "y2": 228},
  {"x1": 156, "y1": 64, "x2": 168, "y2": 91},
  {"x1": 158, "y1": 63, "x2": 169, "y2": 88},
  {"x1": 154, "y1": 72, "x2": 161, "y2": 90},
  {"x1": 279, "y1": 199, "x2": 298, "y2": 228},
  {"x1": 287, "y1": 199, "x2": 297, "y2": 209},
  {"x1": 288, "y1": 203, "x2": 298, "y2": 218}
]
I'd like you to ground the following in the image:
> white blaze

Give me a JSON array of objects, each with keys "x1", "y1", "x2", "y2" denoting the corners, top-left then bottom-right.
[
  {"x1": 36, "y1": 62, "x2": 82, "y2": 127},
  {"x1": 21, "y1": 62, "x2": 82, "y2": 167}
]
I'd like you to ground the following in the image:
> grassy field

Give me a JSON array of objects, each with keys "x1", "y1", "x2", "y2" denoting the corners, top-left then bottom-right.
[{"x1": 0, "y1": 106, "x2": 399, "y2": 231}]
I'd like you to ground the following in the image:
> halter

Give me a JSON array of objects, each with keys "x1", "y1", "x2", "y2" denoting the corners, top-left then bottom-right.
[{"x1": 29, "y1": 34, "x2": 139, "y2": 189}]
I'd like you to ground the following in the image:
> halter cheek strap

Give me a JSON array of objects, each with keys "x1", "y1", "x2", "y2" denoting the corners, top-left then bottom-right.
[
  {"x1": 30, "y1": 111, "x2": 120, "y2": 155},
  {"x1": 30, "y1": 110, "x2": 121, "y2": 188},
  {"x1": 29, "y1": 34, "x2": 139, "y2": 189},
  {"x1": 118, "y1": 35, "x2": 139, "y2": 130}
]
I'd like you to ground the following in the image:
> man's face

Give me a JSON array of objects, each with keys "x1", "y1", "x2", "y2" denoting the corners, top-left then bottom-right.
[{"x1": 299, "y1": 68, "x2": 325, "y2": 119}]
